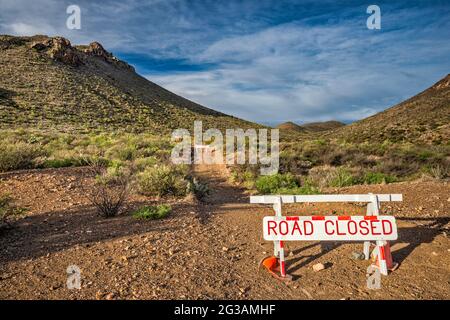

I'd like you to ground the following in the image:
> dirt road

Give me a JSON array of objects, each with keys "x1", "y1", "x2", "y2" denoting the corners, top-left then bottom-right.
[{"x1": 0, "y1": 165, "x2": 449, "y2": 299}]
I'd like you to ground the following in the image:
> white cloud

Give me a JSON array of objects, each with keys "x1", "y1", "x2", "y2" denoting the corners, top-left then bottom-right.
[
  {"x1": 2, "y1": 22, "x2": 57, "y2": 36},
  {"x1": 1, "y1": 1, "x2": 449, "y2": 124}
]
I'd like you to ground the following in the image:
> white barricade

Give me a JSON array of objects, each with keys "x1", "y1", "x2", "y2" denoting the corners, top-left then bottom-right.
[{"x1": 251, "y1": 193, "x2": 403, "y2": 278}]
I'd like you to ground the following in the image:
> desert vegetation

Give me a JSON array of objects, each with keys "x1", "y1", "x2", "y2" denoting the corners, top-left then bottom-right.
[
  {"x1": 132, "y1": 204, "x2": 172, "y2": 220},
  {"x1": 229, "y1": 138, "x2": 449, "y2": 194},
  {"x1": 0, "y1": 129, "x2": 210, "y2": 220},
  {"x1": 0, "y1": 193, "x2": 26, "y2": 230}
]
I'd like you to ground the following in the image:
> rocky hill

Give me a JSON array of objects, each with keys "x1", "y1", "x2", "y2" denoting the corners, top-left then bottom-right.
[
  {"x1": 301, "y1": 120, "x2": 345, "y2": 132},
  {"x1": 331, "y1": 74, "x2": 450, "y2": 144},
  {"x1": 276, "y1": 121, "x2": 306, "y2": 132},
  {"x1": 276, "y1": 120, "x2": 345, "y2": 133},
  {"x1": 0, "y1": 35, "x2": 259, "y2": 134}
]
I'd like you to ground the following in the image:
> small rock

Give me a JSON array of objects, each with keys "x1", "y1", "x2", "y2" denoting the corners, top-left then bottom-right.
[
  {"x1": 222, "y1": 247, "x2": 229, "y2": 252},
  {"x1": 432, "y1": 252, "x2": 438, "y2": 256},
  {"x1": 351, "y1": 252, "x2": 366, "y2": 260},
  {"x1": 313, "y1": 263, "x2": 325, "y2": 272},
  {"x1": 95, "y1": 291, "x2": 104, "y2": 299},
  {"x1": 105, "y1": 292, "x2": 115, "y2": 300}
]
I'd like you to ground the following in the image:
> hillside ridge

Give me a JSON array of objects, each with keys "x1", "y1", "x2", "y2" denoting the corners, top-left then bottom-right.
[
  {"x1": 330, "y1": 74, "x2": 450, "y2": 144},
  {"x1": 0, "y1": 35, "x2": 259, "y2": 133}
]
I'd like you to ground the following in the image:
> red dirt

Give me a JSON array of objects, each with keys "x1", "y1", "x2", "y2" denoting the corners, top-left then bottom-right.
[{"x1": 0, "y1": 165, "x2": 449, "y2": 299}]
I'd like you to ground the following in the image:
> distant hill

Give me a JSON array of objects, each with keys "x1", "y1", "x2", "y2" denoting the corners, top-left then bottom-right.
[
  {"x1": 0, "y1": 35, "x2": 260, "y2": 134},
  {"x1": 301, "y1": 120, "x2": 345, "y2": 132},
  {"x1": 276, "y1": 121, "x2": 306, "y2": 132},
  {"x1": 331, "y1": 74, "x2": 450, "y2": 144},
  {"x1": 276, "y1": 120, "x2": 344, "y2": 133}
]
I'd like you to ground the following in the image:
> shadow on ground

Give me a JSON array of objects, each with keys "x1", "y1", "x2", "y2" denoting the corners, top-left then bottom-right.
[{"x1": 0, "y1": 201, "x2": 192, "y2": 264}]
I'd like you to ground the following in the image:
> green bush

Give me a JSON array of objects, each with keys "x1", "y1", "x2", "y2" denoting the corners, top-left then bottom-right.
[
  {"x1": 229, "y1": 166, "x2": 258, "y2": 189},
  {"x1": 329, "y1": 168, "x2": 358, "y2": 187},
  {"x1": 255, "y1": 173, "x2": 299, "y2": 194},
  {"x1": 363, "y1": 172, "x2": 397, "y2": 184},
  {"x1": 0, "y1": 193, "x2": 26, "y2": 228},
  {"x1": 138, "y1": 165, "x2": 188, "y2": 197},
  {"x1": 0, "y1": 142, "x2": 44, "y2": 172},
  {"x1": 421, "y1": 164, "x2": 449, "y2": 179},
  {"x1": 186, "y1": 177, "x2": 210, "y2": 200},
  {"x1": 132, "y1": 204, "x2": 171, "y2": 220},
  {"x1": 134, "y1": 156, "x2": 158, "y2": 171},
  {"x1": 42, "y1": 157, "x2": 83, "y2": 168}
]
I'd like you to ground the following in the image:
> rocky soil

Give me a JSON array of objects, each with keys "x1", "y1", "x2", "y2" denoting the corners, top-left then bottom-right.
[{"x1": 0, "y1": 165, "x2": 449, "y2": 299}]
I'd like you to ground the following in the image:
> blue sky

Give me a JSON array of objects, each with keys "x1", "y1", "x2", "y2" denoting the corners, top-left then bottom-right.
[{"x1": 1, "y1": 0, "x2": 449, "y2": 125}]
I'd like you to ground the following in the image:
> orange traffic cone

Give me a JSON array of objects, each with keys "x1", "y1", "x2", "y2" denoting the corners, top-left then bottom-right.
[{"x1": 259, "y1": 256, "x2": 293, "y2": 282}]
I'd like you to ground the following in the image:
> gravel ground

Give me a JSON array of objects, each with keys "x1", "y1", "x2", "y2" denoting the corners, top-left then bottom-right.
[{"x1": 0, "y1": 166, "x2": 449, "y2": 299}]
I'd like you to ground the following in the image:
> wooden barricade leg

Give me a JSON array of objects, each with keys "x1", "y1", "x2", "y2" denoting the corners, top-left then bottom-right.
[
  {"x1": 369, "y1": 194, "x2": 397, "y2": 275},
  {"x1": 260, "y1": 196, "x2": 292, "y2": 281},
  {"x1": 272, "y1": 199, "x2": 282, "y2": 258},
  {"x1": 274, "y1": 197, "x2": 286, "y2": 277},
  {"x1": 363, "y1": 197, "x2": 373, "y2": 260}
]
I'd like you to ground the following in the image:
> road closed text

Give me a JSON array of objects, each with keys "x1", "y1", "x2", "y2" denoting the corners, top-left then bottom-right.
[{"x1": 263, "y1": 216, "x2": 398, "y2": 241}]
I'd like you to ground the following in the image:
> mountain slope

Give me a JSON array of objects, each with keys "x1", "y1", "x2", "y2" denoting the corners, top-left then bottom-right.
[
  {"x1": 331, "y1": 74, "x2": 450, "y2": 144},
  {"x1": 301, "y1": 120, "x2": 345, "y2": 132},
  {"x1": 276, "y1": 121, "x2": 306, "y2": 132},
  {"x1": 0, "y1": 35, "x2": 259, "y2": 133}
]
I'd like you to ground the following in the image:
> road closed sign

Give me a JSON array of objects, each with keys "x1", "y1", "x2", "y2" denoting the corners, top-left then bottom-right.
[{"x1": 263, "y1": 216, "x2": 398, "y2": 241}]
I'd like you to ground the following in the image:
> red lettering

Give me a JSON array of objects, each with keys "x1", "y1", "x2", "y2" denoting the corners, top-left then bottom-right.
[
  {"x1": 304, "y1": 221, "x2": 314, "y2": 235},
  {"x1": 325, "y1": 220, "x2": 334, "y2": 235},
  {"x1": 382, "y1": 220, "x2": 393, "y2": 235},
  {"x1": 267, "y1": 220, "x2": 277, "y2": 235},
  {"x1": 336, "y1": 221, "x2": 345, "y2": 235},
  {"x1": 279, "y1": 221, "x2": 289, "y2": 235},
  {"x1": 359, "y1": 220, "x2": 369, "y2": 235},
  {"x1": 291, "y1": 221, "x2": 302, "y2": 235},
  {"x1": 370, "y1": 220, "x2": 381, "y2": 235},
  {"x1": 347, "y1": 220, "x2": 357, "y2": 235}
]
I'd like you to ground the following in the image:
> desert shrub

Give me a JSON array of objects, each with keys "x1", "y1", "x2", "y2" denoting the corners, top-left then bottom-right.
[
  {"x1": 255, "y1": 173, "x2": 299, "y2": 194},
  {"x1": 117, "y1": 145, "x2": 137, "y2": 161},
  {"x1": 0, "y1": 193, "x2": 26, "y2": 229},
  {"x1": 229, "y1": 165, "x2": 258, "y2": 189},
  {"x1": 85, "y1": 161, "x2": 131, "y2": 218},
  {"x1": 377, "y1": 158, "x2": 419, "y2": 177},
  {"x1": 329, "y1": 167, "x2": 358, "y2": 187},
  {"x1": 132, "y1": 204, "x2": 171, "y2": 220},
  {"x1": 363, "y1": 172, "x2": 397, "y2": 184},
  {"x1": 0, "y1": 142, "x2": 44, "y2": 172},
  {"x1": 429, "y1": 164, "x2": 448, "y2": 179},
  {"x1": 307, "y1": 165, "x2": 338, "y2": 189},
  {"x1": 138, "y1": 164, "x2": 188, "y2": 197},
  {"x1": 134, "y1": 156, "x2": 158, "y2": 171},
  {"x1": 186, "y1": 177, "x2": 210, "y2": 200},
  {"x1": 422, "y1": 164, "x2": 449, "y2": 179},
  {"x1": 41, "y1": 157, "x2": 86, "y2": 168},
  {"x1": 279, "y1": 153, "x2": 312, "y2": 175},
  {"x1": 0, "y1": 194, "x2": 14, "y2": 227},
  {"x1": 276, "y1": 180, "x2": 320, "y2": 195}
]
